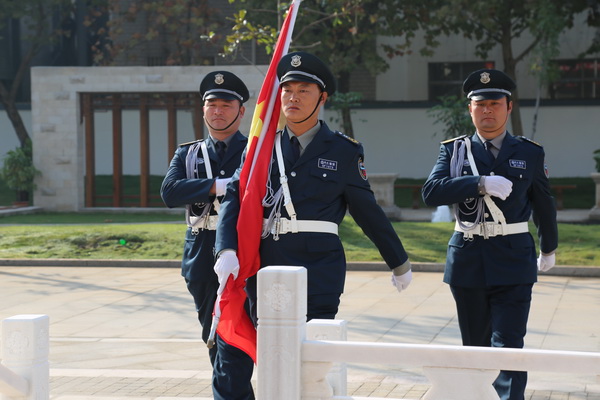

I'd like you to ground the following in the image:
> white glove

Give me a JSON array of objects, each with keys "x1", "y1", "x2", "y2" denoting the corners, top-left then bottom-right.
[
  {"x1": 537, "y1": 252, "x2": 556, "y2": 272},
  {"x1": 484, "y1": 175, "x2": 513, "y2": 200},
  {"x1": 391, "y1": 269, "x2": 412, "y2": 293},
  {"x1": 215, "y1": 178, "x2": 232, "y2": 196},
  {"x1": 214, "y1": 250, "x2": 240, "y2": 295}
]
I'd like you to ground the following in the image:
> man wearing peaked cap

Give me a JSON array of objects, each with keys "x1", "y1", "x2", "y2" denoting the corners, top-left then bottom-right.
[
  {"x1": 214, "y1": 51, "x2": 413, "y2": 390},
  {"x1": 463, "y1": 68, "x2": 516, "y2": 101},
  {"x1": 422, "y1": 68, "x2": 557, "y2": 400},
  {"x1": 199, "y1": 70, "x2": 250, "y2": 103},
  {"x1": 277, "y1": 51, "x2": 336, "y2": 95},
  {"x1": 161, "y1": 70, "x2": 254, "y2": 400}
]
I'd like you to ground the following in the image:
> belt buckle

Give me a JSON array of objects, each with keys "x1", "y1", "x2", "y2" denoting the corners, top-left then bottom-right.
[
  {"x1": 279, "y1": 218, "x2": 290, "y2": 235},
  {"x1": 482, "y1": 222, "x2": 499, "y2": 238}
]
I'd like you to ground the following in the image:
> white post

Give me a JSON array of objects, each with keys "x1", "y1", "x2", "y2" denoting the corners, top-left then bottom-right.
[
  {"x1": 257, "y1": 266, "x2": 307, "y2": 400},
  {"x1": 306, "y1": 320, "x2": 347, "y2": 396},
  {"x1": 1, "y1": 315, "x2": 49, "y2": 400}
]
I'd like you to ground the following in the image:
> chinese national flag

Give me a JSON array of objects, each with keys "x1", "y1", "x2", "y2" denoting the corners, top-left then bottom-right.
[{"x1": 215, "y1": 0, "x2": 302, "y2": 363}]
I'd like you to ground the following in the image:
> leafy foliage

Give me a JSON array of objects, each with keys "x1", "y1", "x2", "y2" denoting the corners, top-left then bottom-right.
[
  {"x1": 217, "y1": 0, "x2": 600, "y2": 138},
  {"x1": 427, "y1": 95, "x2": 473, "y2": 140},
  {"x1": 87, "y1": 0, "x2": 226, "y2": 65},
  {"x1": 0, "y1": 139, "x2": 40, "y2": 194}
]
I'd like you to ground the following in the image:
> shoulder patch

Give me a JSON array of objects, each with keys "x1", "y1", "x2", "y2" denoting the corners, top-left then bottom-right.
[
  {"x1": 520, "y1": 136, "x2": 543, "y2": 147},
  {"x1": 178, "y1": 139, "x2": 202, "y2": 147},
  {"x1": 441, "y1": 134, "x2": 468, "y2": 144},
  {"x1": 335, "y1": 131, "x2": 360, "y2": 145}
]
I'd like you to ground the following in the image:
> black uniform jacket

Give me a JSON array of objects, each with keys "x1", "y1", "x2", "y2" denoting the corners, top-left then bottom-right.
[
  {"x1": 422, "y1": 132, "x2": 558, "y2": 288},
  {"x1": 215, "y1": 121, "x2": 408, "y2": 295},
  {"x1": 161, "y1": 131, "x2": 248, "y2": 282}
]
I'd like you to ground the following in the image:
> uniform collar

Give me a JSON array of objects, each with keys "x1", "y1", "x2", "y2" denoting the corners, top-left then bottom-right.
[
  {"x1": 209, "y1": 133, "x2": 235, "y2": 146},
  {"x1": 476, "y1": 131, "x2": 506, "y2": 150},
  {"x1": 286, "y1": 121, "x2": 321, "y2": 153}
]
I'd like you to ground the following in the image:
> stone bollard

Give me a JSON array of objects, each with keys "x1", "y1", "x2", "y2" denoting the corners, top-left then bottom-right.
[
  {"x1": 257, "y1": 266, "x2": 307, "y2": 400},
  {"x1": 1, "y1": 315, "x2": 49, "y2": 400}
]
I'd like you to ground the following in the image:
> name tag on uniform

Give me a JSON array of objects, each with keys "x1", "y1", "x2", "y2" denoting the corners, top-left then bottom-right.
[
  {"x1": 318, "y1": 158, "x2": 338, "y2": 171},
  {"x1": 509, "y1": 159, "x2": 526, "y2": 169}
]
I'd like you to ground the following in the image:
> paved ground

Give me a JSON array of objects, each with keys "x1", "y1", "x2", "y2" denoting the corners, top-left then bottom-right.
[
  {"x1": 1, "y1": 266, "x2": 599, "y2": 399},
  {"x1": 0, "y1": 207, "x2": 598, "y2": 399}
]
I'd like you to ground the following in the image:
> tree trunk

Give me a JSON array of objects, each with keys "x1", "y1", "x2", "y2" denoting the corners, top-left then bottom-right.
[
  {"x1": 0, "y1": 72, "x2": 31, "y2": 148},
  {"x1": 341, "y1": 107, "x2": 354, "y2": 138},
  {"x1": 336, "y1": 71, "x2": 355, "y2": 138},
  {"x1": 500, "y1": 22, "x2": 523, "y2": 136}
]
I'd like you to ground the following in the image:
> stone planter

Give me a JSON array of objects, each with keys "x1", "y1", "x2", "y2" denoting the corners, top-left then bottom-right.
[
  {"x1": 589, "y1": 172, "x2": 600, "y2": 221},
  {"x1": 368, "y1": 173, "x2": 402, "y2": 220}
]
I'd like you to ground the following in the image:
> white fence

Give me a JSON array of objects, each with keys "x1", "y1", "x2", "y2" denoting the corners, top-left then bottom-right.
[
  {"x1": 257, "y1": 266, "x2": 600, "y2": 400},
  {"x1": 0, "y1": 315, "x2": 49, "y2": 400}
]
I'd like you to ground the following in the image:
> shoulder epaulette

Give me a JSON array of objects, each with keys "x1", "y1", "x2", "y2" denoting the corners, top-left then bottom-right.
[
  {"x1": 335, "y1": 131, "x2": 360, "y2": 145},
  {"x1": 441, "y1": 134, "x2": 467, "y2": 144},
  {"x1": 520, "y1": 136, "x2": 543, "y2": 147},
  {"x1": 178, "y1": 139, "x2": 202, "y2": 147}
]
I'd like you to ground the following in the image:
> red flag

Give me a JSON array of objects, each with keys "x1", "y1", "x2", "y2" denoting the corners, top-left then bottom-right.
[{"x1": 216, "y1": 0, "x2": 302, "y2": 362}]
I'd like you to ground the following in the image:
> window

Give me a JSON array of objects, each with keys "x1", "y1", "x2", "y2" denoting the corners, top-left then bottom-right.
[
  {"x1": 549, "y1": 59, "x2": 600, "y2": 100},
  {"x1": 428, "y1": 61, "x2": 495, "y2": 101}
]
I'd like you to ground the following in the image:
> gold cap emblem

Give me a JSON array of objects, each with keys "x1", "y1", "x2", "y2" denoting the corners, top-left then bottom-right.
[
  {"x1": 215, "y1": 73, "x2": 224, "y2": 85},
  {"x1": 291, "y1": 55, "x2": 302, "y2": 67},
  {"x1": 480, "y1": 72, "x2": 491, "y2": 84}
]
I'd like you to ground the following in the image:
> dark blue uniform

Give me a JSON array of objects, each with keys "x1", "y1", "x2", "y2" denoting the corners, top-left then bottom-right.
[
  {"x1": 160, "y1": 131, "x2": 247, "y2": 363},
  {"x1": 216, "y1": 121, "x2": 409, "y2": 320},
  {"x1": 422, "y1": 132, "x2": 558, "y2": 399}
]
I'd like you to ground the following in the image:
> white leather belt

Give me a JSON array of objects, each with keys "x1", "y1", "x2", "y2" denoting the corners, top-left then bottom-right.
[
  {"x1": 455, "y1": 221, "x2": 529, "y2": 240},
  {"x1": 188, "y1": 215, "x2": 219, "y2": 233},
  {"x1": 263, "y1": 218, "x2": 338, "y2": 236}
]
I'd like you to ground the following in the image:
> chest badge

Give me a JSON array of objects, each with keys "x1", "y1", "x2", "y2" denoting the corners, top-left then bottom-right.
[
  {"x1": 318, "y1": 158, "x2": 337, "y2": 171},
  {"x1": 509, "y1": 159, "x2": 526, "y2": 169}
]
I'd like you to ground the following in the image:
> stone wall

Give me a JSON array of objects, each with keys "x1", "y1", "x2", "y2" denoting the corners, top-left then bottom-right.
[{"x1": 31, "y1": 66, "x2": 267, "y2": 211}]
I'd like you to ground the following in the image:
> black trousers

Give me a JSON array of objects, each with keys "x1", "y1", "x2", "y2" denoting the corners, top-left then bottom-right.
[{"x1": 450, "y1": 283, "x2": 533, "y2": 400}]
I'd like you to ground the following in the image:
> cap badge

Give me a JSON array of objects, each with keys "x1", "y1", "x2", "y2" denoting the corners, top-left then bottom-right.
[
  {"x1": 291, "y1": 55, "x2": 302, "y2": 68},
  {"x1": 214, "y1": 73, "x2": 224, "y2": 85},
  {"x1": 480, "y1": 72, "x2": 491, "y2": 84}
]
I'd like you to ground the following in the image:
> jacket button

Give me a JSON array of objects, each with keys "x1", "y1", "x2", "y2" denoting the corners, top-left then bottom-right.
[{"x1": 291, "y1": 171, "x2": 297, "y2": 177}]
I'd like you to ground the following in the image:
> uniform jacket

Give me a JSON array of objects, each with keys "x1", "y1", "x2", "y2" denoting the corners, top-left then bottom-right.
[
  {"x1": 422, "y1": 132, "x2": 558, "y2": 288},
  {"x1": 216, "y1": 121, "x2": 408, "y2": 295},
  {"x1": 160, "y1": 131, "x2": 247, "y2": 282}
]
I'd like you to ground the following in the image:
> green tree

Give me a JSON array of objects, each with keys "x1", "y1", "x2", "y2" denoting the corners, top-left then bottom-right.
[
  {"x1": 219, "y1": 0, "x2": 599, "y2": 138},
  {"x1": 427, "y1": 95, "x2": 472, "y2": 140},
  {"x1": 216, "y1": 0, "x2": 440, "y2": 137},
  {"x1": 427, "y1": 0, "x2": 599, "y2": 136},
  {"x1": 0, "y1": 0, "x2": 72, "y2": 147},
  {"x1": 89, "y1": 0, "x2": 226, "y2": 66}
]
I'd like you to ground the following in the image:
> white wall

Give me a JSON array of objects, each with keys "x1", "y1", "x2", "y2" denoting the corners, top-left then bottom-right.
[
  {"x1": 3, "y1": 101, "x2": 598, "y2": 191},
  {"x1": 341, "y1": 105, "x2": 600, "y2": 179}
]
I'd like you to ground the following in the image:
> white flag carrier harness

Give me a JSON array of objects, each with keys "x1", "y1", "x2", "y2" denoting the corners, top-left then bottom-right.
[
  {"x1": 184, "y1": 141, "x2": 220, "y2": 234},
  {"x1": 261, "y1": 132, "x2": 338, "y2": 241},
  {"x1": 450, "y1": 138, "x2": 528, "y2": 240}
]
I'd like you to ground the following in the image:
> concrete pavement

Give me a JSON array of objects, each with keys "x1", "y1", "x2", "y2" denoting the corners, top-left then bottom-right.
[
  {"x1": 1, "y1": 266, "x2": 599, "y2": 399},
  {"x1": 0, "y1": 206, "x2": 598, "y2": 398}
]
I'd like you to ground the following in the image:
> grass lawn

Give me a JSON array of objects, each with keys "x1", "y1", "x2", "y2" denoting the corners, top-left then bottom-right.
[{"x1": 0, "y1": 214, "x2": 598, "y2": 266}]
